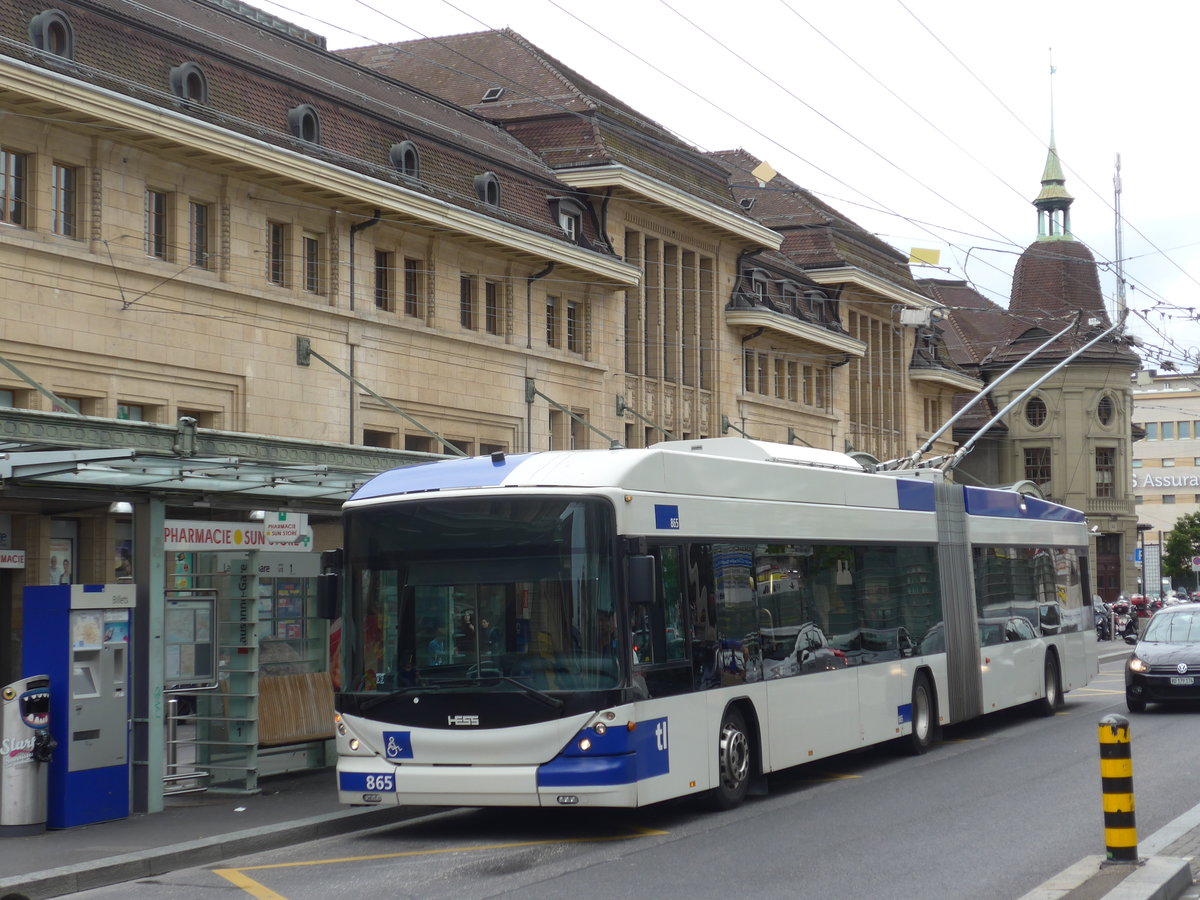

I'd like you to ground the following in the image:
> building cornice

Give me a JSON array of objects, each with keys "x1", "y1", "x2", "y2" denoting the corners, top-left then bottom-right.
[
  {"x1": 0, "y1": 57, "x2": 640, "y2": 287},
  {"x1": 556, "y1": 164, "x2": 782, "y2": 250},
  {"x1": 908, "y1": 368, "x2": 983, "y2": 392},
  {"x1": 725, "y1": 309, "x2": 866, "y2": 357},
  {"x1": 806, "y1": 266, "x2": 939, "y2": 309}
]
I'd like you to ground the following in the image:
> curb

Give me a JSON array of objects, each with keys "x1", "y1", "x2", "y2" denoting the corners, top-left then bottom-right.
[
  {"x1": 0, "y1": 805, "x2": 421, "y2": 900},
  {"x1": 1020, "y1": 855, "x2": 1193, "y2": 900}
]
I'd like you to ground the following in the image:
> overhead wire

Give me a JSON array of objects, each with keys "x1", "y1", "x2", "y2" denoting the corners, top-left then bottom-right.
[{"x1": 14, "y1": 0, "x2": 1180, "y2": 384}]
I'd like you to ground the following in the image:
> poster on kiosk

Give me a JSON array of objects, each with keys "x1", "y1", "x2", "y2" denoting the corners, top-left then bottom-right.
[{"x1": 23, "y1": 584, "x2": 134, "y2": 829}]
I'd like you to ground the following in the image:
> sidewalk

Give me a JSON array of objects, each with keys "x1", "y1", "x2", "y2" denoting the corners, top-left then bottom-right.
[
  {"x1": 1020, "y1": 645, "x2": 1198, "y2": 900},
  {"x1": 1, "y1": 646, "x2": 1195, "y2": 900},
  {"x1": 0, "y1": 769, "x2": 424, "y2": 899}
]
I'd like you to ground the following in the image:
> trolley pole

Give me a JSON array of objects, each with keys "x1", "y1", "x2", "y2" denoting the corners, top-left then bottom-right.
[{"x1": 1098, "y1": 714, "x2": 1137, "y2": 861}]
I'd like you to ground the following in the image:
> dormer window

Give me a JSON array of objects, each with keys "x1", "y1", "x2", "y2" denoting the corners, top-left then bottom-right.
[
  {"x1": 806, "y1": 290, "x2": 828, "y2": 321},
  {"x1": 749, "y1": 269, "x2": 770, "y2": 303},
  {"x1": 29, "y1": 9, "x2": 74, "y2": 59},
  {"x1": 389, "y1": 141, "x2": 420, "y2": 179},
  {"x1": 169, "y1": 62, "x2": 209, "y2": 104},
  {"x1": 549, "y1": 197, "x2": 588, "y2": 245},
  {"x1": 474, "y1": 172, "x2": 501, "y2": 207},
  {"x1": 287, "y1": 104, "x2": 321, "y2": 144},
  {"x1": 781, "y1": 282, "x2": 800, "y2": 316}
]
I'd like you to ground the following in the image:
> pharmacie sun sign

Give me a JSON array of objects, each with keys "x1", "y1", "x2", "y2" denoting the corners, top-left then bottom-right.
[{"x1": 162, "y1": 517, "x2": 313, "y2": 551}]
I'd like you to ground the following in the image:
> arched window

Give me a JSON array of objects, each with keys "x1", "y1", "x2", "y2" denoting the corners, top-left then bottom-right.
[
  {"x1": 389, "y1": 141, "x2": 420, "y2": 179},
  {"x1": 287, "y1": 104, "x2": 320, "y2": 144},
  {"x1": 29, "y1": 9, "x2": 74, "y2": 59},
  {"x1": 473, "y1": 172, "x2": 501, "y2": 207},
  {"x1": 169, "y1": 62, "x2": 209, "y2": 104}
]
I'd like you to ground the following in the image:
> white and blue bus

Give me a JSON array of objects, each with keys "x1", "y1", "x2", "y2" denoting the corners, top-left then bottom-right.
[{"x1": 333, "y1": 438, "x2": 1096, "y2": 810}]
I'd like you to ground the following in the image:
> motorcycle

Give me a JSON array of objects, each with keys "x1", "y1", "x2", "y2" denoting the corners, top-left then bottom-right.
[
  {"x1": 1094, "y1": 602, "x2": 1112, "y2": 641},
  {"x1": 1118, "y1": 612, "x2": 1139, "y2": 641}
]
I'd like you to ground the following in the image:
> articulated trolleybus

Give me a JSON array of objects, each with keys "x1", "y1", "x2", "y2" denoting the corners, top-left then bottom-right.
[{"x1": 333, "y1": 438, "x2": 1095, "y2": 810}]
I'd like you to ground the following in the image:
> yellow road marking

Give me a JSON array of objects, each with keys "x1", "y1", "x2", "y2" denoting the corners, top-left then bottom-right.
[
  {"x1": 212, "y1": 825, "x2": 668, "y2": 897},
  {"x1": 213, "y1": 867, "x2": 288, "y2": 900}
]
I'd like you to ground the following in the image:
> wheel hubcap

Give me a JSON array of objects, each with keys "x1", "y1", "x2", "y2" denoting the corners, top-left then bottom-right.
[
  {"x1": 913, "y1": 686, "x2": 929, "y2": 741},
  {"x1": 719, "y1": 723, "x2": 749, "y2": 790}
]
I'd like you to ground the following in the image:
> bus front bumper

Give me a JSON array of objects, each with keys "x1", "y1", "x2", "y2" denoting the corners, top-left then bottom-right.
[{"x1": 337, "y1": 759, "x2": 640, "y2": 808}]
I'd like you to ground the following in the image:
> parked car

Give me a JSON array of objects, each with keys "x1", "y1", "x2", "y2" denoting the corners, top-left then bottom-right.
[{"x1": 1125, "y1": 603, "x2": 1200, "y2": 712}]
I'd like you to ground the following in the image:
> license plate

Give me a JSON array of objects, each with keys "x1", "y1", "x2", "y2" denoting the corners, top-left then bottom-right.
[
  {"x1": 1169, "y1": 676, "x2": 1194, "y2": 686},
  {"x1": 339, "y1": 771, "x2": 396, "y2": 792}
]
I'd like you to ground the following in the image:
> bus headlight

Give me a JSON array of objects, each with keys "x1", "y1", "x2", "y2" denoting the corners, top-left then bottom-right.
[
  {"x1": 578, "y1": 737, "x2": 592, "y2": 751},
  {"x1": 593, "y1": 721, "x2": 607, "y2": 735},
  {"x1": 348, "y1": 738, "x2": 361, "y2": 751}
]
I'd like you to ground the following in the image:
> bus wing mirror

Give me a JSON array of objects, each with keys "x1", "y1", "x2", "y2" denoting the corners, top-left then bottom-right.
[
  {"x1": 316, "y1": 548, "x2": 343, "y2": 620},
  {"x1": 627, "y1": 554, "x2": 656, "y2": 606},
  {"x1": 316, "y1": 572, "x2": 339, "y2": 619}
]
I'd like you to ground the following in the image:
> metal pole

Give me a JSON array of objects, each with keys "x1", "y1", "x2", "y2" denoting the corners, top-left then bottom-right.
[
  {"x1": 166, "y1": 696, "x2": 178, "y2": 778},
  {"x1": 1098, "y1": 714, "x2": 1137, "y2": 861}
]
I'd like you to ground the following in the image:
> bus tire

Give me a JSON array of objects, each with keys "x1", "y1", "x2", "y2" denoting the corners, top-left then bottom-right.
[
  {"x1": 712, "y1": 706, "x2": 751, "y2": 810},
  {"x1": 902, "y1": 672, "x2": 936, "y2": 756},
  {"x1": 1034, "y1": 653, "x2": 1061, "y2": 717}
]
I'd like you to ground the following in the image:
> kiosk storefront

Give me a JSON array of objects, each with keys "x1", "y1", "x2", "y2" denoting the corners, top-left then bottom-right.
[{"x1": 163, "y1": 516, "x2": 329, "y2": 792}]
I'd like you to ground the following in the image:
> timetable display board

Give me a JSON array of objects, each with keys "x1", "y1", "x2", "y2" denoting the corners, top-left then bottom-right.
[{"x1": 164, "y1": 595, "x2": 217, "y2": 690}]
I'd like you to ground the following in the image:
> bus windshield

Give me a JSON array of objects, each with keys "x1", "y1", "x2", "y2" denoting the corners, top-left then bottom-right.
[{"x1": 341, "y1": 496, "x2": 620, "y2": 695}]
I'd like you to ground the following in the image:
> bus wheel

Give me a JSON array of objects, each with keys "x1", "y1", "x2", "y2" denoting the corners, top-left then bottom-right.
[
  {"x1": 1033, "y1": 654, "x2": 1061, "y2": 717},
  {"x1": 902, "y1": 673, "x2": 935, "y2": 755},
  {"x1": 712, "y1": 706, "x2": 751, "y2": 810}
]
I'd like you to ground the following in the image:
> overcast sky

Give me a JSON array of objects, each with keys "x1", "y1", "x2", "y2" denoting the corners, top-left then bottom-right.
[{"x1": 255, "y1": 0, "x2": 1199, "y2": 371}]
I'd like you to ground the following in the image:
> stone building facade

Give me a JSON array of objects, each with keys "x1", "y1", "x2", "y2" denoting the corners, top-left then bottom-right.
[{"x1": 0, "y1": 0, "x2": 1142, "y2": 807}]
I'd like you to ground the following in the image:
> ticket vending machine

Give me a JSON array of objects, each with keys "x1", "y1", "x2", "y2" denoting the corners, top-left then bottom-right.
[{"x1": 23, "y1": 584, "x2": 135, "y2": 828}]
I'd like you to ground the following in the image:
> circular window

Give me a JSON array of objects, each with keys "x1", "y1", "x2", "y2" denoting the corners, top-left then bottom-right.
[
  {"x1": 1097, "y1": 395, "x2": 1115, "y2": 426},
  {"x1": 1025, "y1": 396, "x2": 1047, "y2": 428}
]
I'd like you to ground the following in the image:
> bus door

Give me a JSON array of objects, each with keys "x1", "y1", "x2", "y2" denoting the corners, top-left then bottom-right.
[{"x1": 631, "y1": 545, "x2": 692, "y2": 697}]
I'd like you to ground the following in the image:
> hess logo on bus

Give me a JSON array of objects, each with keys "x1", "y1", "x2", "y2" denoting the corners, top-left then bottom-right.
[{"x1": 448, "y1": 715, "x2": 479, "y2": 726}]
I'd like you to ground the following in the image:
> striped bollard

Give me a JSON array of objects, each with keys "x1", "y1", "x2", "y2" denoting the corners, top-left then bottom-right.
[{"x1": 1098, "y1": 714, "x2": 1137, "y2": 861}]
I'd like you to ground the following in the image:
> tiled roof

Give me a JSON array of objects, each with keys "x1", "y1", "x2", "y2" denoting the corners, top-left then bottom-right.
[
  {"x1": 1011, "y1": 239, "x2": 1107, "y2": 321},
  {"x1": 3, "y1": 0, "x2": 605, "y2": 245},
  {"x1": 340, "y1": 29, "x2": 748, "y2": 217},
  {"x1": 1002, "y1": 239, "x2": 1140, "y2": 368},
  {"x1": 918, "y1": 279, "x2": 1010, "y2": 370},
  {"x1": 709, "y1": 149, "x2": 921, "y2": 288}
]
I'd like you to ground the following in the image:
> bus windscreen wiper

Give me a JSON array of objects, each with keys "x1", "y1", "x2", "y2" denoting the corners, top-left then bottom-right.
[{"x1": 425, "y1": 675, "x2": 565, "y2": 711}]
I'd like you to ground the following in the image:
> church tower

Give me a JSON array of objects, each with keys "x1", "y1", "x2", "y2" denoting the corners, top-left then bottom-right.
[{"x1": 981, "y1": 132, "x2": 1141, "y2": 602}]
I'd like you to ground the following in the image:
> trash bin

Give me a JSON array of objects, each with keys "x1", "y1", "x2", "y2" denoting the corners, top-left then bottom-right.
[{"x1": 0, "y1": 675, "x2": 54, "y2": 835}]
